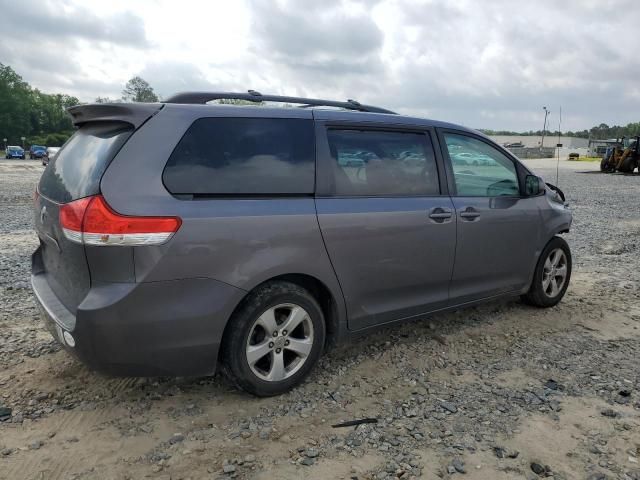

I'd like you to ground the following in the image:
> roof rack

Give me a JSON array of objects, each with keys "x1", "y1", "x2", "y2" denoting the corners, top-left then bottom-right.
[{"x1": 163, "y1": 90, "x2": 396, "y2": 114}]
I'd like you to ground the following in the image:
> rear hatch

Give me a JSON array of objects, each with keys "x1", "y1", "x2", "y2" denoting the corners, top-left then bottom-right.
[{"x1": 35, "y1": 122, "x2": 134, "y2": 313}]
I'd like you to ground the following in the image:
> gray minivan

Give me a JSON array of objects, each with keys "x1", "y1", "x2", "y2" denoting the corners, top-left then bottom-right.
[{"x1": 32, "y1": 92, "x2": 572, "y2": 396}]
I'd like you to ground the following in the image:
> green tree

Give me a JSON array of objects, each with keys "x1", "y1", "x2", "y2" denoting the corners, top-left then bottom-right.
[
  {"x1": 121, "y1": 76, "x2": 159, "y2": 103},
  {"x1": 0, "y1": 63, "x2": 78, "y2": 146},
  {"x1": 218, "y1": 98, "x2": 264, "y2": 106},
  {"x1": 0, "y1": 63, "x2": 32, "y2": 144},
  {"x1": 30, "y1": 91, "x2": 78, "y2": 136}
]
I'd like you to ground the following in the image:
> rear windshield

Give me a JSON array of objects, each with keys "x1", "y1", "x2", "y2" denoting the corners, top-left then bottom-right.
[
  {"x1": 38, "y1": 122, "x2": 133, "y2": 203},
  {"x1": 162, "y1": 117, "x2": 315, "y2": 195}
]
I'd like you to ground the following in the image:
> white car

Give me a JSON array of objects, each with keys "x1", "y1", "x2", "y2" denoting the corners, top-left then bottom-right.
[{"x1": 43, "y1": 147, "x2": 60, "y2": 166}]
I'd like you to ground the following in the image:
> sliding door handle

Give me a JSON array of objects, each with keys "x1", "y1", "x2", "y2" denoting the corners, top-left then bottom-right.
[
  {"x1": 428, "y1": 207, "x2": 453, "y2": 222},
  {"x1": 459, "y1": 207, "x2": 480, "y2": 220}
]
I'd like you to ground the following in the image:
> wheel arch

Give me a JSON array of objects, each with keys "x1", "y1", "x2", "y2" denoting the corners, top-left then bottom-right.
[
  {"x1": 543, "y1": 220, "x2": 571, "y2": 248},
  {"x1": 218, "y1": 272, "x2": 345, "y2": 362}
]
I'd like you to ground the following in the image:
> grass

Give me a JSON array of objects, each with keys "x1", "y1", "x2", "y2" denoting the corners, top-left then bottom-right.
[{"x1": 568, "y1": 156, "x2": 601, "y2": 162}]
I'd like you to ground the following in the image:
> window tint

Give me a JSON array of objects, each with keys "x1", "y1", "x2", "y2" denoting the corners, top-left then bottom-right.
[
  {"x1": 327, "y1": 129, "x2": 439, "y2": 196},
  {"x1": 163, "y1": 118, "x2": 315, "y2": 195},
  {"x1": 444, "y1": 133, "x2": 520, "y2": 197},
  {"x1": 38, "y1": 122, "x2": 133, "y2": 203}
]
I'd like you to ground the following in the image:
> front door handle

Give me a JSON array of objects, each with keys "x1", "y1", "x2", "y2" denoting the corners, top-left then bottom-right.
[
  {"x1": 459, "y1": 207, "x2": 480, "y2": 220},
  {"x1": 429, "y1": 207, "x2": 453, "y2": 222}
]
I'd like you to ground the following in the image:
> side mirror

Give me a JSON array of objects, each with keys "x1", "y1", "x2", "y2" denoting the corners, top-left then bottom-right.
[{"x1": 525, "y1": 175, "x2": 545, "y2": 196}]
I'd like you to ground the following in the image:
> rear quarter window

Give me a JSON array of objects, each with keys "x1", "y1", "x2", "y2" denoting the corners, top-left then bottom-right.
[
  {"x1": 38, "y1": 122, "x2": 133, "y2": 203},
  {"x1": 162, "y1": 117, "x2": 315, "y2": 195}
]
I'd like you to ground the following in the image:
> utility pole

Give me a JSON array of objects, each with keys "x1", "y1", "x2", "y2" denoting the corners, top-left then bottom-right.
[{"x1": 541, "y1": 106, "x2": 550, "y2": 149}]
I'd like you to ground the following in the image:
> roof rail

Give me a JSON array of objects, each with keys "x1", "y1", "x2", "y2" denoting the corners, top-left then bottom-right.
[{"x1": 163, "y1": 90, "x2": 396, "y2": 114}]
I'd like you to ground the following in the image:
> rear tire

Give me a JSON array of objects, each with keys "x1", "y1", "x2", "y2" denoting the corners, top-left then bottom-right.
[
  {"x1": 222, "y1": 281, "x2": 325, "y2": 396},
  {"x1": 522, "y1": 236, "x2": 572, "y2": 308}
]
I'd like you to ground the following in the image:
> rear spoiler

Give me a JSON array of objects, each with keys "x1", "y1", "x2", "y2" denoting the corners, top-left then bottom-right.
[{"x1": 67, "y1": 103, "x2": 163, "y2": 129}]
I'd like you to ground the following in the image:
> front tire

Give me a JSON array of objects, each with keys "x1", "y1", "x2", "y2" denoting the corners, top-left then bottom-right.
[
  {"x1": 222, "y1": 281, "x2": 326, "y2": 396},
  {"x1": 619, "y1": 156, "x2": 637, "y2": 173},
  {"x1": 522, "y1": 236, "x2": 572, "y2": 308}
]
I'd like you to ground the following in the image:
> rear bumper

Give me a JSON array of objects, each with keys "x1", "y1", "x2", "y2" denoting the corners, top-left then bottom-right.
[{"x1": 31, "y1": 273, "x2": 246, "y2": 376}]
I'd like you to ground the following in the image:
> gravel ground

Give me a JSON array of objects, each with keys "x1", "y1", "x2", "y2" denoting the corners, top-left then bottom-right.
[{"x1": 0, "y1": 158, "x2": 639, "y2": 480}]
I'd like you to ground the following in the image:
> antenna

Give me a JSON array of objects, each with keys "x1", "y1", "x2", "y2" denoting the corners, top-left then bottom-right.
[{"x1": 556, "y1": 106, "x2": 562, "y2": 186}]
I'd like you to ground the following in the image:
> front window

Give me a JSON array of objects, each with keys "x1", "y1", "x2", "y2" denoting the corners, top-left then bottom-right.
[{"x1": 444, "y1": 133, "x2": 520, "y2": 197}]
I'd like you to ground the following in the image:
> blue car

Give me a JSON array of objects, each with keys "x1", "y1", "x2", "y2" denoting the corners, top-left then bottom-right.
[
  {"x1": 5, "y1": 146, "x2": 25, "y2": 159},
  {"x1": 30, "y1": 145, "x2": 47, "y2": 159}
]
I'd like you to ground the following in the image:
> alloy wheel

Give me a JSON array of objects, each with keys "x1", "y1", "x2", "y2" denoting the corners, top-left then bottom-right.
[
  {"x1": 245, "y1": 303, "x2": 314, "y2": 382},
  {"x1": 542, "y1": 248, "x2": 568, "y2": 298}
]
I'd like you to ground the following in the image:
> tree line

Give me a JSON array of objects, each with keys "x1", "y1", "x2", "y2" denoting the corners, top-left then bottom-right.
[
  {"x1": 0, "y1": 63, "x2": 78, "y2": 147},
  {"x1": 0, "y1": 64, "x2": 159, "y2": 148},
  {"x1": 479, "y1": 122, "x2": 640, "y2": 140}
]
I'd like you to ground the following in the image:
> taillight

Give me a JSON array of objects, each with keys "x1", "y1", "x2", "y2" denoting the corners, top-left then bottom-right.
[
  {"x1": 60, "y1": 195, "x2": 181, "y2": 246},
  {"x1": 59, "y1": 196, "x2": 92, "y2": 243}
]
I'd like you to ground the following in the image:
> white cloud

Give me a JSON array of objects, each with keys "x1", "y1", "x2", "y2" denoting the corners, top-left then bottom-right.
[{"x1": 1, "y1": 0, "x2": 639, "y2": 130}]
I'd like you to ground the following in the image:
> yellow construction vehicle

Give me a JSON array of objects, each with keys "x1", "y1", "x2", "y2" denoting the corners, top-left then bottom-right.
[
  {"x1": 615, "y1": 136, "x2": 639, "y2": 173},
  {"x1": 600, "y1": 136, "x2": 639, "y2": 173}
]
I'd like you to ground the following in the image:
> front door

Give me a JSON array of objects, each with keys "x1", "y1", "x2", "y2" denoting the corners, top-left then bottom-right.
[
  {"x1": 315, "y1": 126, "x2": 457, "y2": 330},
  {"x1": 440, "y1": 131, "x2": 542, "y2": 303}
]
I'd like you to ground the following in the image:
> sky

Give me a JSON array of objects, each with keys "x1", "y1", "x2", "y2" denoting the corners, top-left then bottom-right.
[{"x1": 1, "y1": 0, "x2": 639, "y2": 131}]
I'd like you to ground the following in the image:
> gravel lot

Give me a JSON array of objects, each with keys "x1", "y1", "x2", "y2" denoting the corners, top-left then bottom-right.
[{"x1": 1, "y1": 158, "x2": 639, "y2": 480}]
